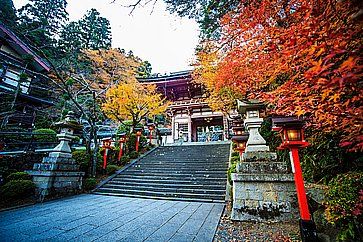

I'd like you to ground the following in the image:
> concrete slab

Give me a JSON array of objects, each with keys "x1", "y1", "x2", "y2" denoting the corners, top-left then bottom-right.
[{"x1": 0, "y1": 194, "x2": 224, "y2": 242}]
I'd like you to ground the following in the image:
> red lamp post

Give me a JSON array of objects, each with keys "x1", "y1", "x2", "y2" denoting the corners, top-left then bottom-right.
[
  {"x1": 272, "y1": 117, "x2": 317, "y2": 242},
  {"x1": 134, "y1": 128, "x2": 142, "y2": 152},
  {"x1": 117, "y1": 133, "x2": 126, "y2": 162},
  {"x1": 147, "y1": 123, "x2": 155, "y2": 145},
  {"x1": 101, "y1": 137, "x2": 112, "y2": 169},
  {"x1": 231, "y1": 133, "x2": 249, "y2": 157},
  {"x1": 231, "y1": 120, "x2": 249, "y2": 157}
]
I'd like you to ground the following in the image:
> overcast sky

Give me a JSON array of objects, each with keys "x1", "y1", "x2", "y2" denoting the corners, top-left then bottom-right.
[{"x1": 13, "y1": 0, "x2": 200, "y2": 74}]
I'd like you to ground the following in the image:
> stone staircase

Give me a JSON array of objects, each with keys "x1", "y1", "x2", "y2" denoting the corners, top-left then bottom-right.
[{"x1": 93, "y1": 143, "x2": 230, "y2": 203}]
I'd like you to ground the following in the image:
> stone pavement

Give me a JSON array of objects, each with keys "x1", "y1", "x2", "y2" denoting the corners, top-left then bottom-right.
[{"x1": 0, "y1": 194, "x2": 225, "y2": 242}]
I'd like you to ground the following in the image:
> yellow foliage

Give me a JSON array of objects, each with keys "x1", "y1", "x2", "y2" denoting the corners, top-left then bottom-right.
[{"x1": 102, "y1": 81, "x2": 169, "y2": 127}]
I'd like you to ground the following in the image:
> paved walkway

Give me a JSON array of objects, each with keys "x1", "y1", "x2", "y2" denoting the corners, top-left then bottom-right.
[{"x1": 0, "y1": 194, "x2": 224, "y2": 242}]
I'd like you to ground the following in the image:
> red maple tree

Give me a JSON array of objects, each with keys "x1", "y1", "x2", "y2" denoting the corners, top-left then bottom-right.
[{"x1": 196, "y1": 0, "x2": 362, "y2": 150}]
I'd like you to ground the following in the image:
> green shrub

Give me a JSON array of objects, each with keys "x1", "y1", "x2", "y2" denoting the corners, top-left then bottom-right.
[
  {"x1": 0, "y1": 180, "x2": 36, "y2": 199},
  {"x1": 83, "y1": 178, "x2": 98, "y2": 191},
  {"x1": 106, "y1": 165, "x2": 121, "y2": 175},
  {"x1": 33, "y1": 129, "x2": 57, "y2": 142},
  {"x1": 127, "y1": 134, "x2": 147, "y2": 152},
  {"x1": 231, "y1": 151, "x2": 239, "y2": 157},
  {"x1": 325, "y1": 172, "x2": 363, "y2": 241},
  {"x1": 6, "y1": 172, "x2": 31, "y2": 181},
  {"x1": 227, "y1": 162, "x2": 237, "y2": 185},
  {"x1": 230, "y1": 156, "x2": 240, "y2": 164},
  {"x1": 119, "y1": 155, "x2": 130, "y2": 165},
  {"x1": 72, "y1": 150, "x2": 102, "y2": 175},
  {"x1": 128, "y1": 151, "x2": 139, "y2": 159}
]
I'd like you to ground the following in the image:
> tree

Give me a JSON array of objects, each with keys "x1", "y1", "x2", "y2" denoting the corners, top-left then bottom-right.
[
  {"x1": 0, "y1": 0, "x2": 17, "y2": 29},
  {"x1": 79, "y1": 9, "x2": 112, "y2": 50},
  {"x1": 47, "y1": 48, "x2": 142, "y2": 177},
  {"x1": 137, "y1": 61, "x2": 152, "y2": 78},
  {"x1": 58, "y1": 9, "x2": 112, "y2": 68},
  {"x1": 102, "y1": 81, "x2": 168, "y2": 130},
  {"x1": 114, "y1": 0, "x2": 239, "y2": 39},
  {"x1": 17, "y1": 0, "x2": 68, "y2": 58},
  {"x1": 195, "y1": 0, "x2": 363, "y2": 150}
]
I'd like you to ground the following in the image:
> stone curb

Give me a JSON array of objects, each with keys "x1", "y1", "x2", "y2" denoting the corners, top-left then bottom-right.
[{"x1": 92, "y1": 146, "x2": 159, "y2": 192}]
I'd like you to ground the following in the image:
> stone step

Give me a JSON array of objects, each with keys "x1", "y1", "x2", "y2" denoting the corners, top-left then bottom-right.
[
  {"x1": 118, "y1": 172, "x2": 227, "y2": 178},
  {"x1": 94, "y1": 143, "x2": 230, "y2": 202},
  {"x1": 106, "y1": 180, "x2": 226, "y2": 188},
  {"x1": 102, "y1": 184, "x2": 226, "y2": 194},
  {"x1": 92, "y1": 192, "x2": 225, "y2": 203},
  {"x1": 110, "y1": 177, "x2": 226, "y2": 184},
  {"x1": 95, "y1": 188, "x2": 225, "y2": 200},
  {"x1": 126, "y1": 168, "x2": 227, "y2": 173}
]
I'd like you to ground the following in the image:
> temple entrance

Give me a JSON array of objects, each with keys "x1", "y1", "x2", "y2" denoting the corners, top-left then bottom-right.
[{"x1": 191, "y1": 116, "x2": 224, "y2": 142}]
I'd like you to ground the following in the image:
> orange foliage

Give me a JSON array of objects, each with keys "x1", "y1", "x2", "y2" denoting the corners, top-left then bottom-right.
[{"x1": 196, "y1": 0, "x2": 363, "y2": 150}]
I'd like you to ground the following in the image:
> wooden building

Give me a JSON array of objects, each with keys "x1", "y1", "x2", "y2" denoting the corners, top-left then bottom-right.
[
  {"x1": 139, "y1": 71, "x2": 230, "y2": 143},
  {"x1": 0, "y1": 23, "x2": 53, "y2": 128}
]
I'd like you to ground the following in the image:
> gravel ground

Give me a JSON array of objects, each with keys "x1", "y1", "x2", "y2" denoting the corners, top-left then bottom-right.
[{"x1": 214, "y1": 203, "x2": 301, "y2": 242}]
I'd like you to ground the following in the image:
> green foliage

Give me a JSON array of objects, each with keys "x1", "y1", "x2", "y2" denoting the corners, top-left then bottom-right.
[
  {"x1": 117, "y1": 120, "x2": 133, "y2": 134},
  {"x1": 324, "y1": 172, "x2": 363, "y2": 241},
  {"x1": 79, "y1": 8, "x2": 111, "y2": 50},
  {"x1": 0, "y1": 0, "x2": 17, "y2": 29},
  {"x1": 119, "y1": 155, "x2": 130, "y2": 165},
  {"x1": 165, "y1": 0, "x2": 239, "y2": 39},
  {"x1": 302, "y1": 131, "x2": 362, "y2": 183},
  {"x1": 127, "y1": 134, "x2": 147, "y2": 153},
  {"x1": 72, "y1": 150, "x2": 102, "y2": 175},
  {"x1": 128, "y1": 151, "x2": 140, "y2": 159},
  {"x1": 106, "y1": 165, "x2": 121, "y2": 175},
  {"x1": 17, "y1": 0, "x2": 68, "y2": 58},
  {"x1": 0, "y1": 180, "x2": 35, "y2": 199},
  {"x1": 230, "y1": 156, "x2": 239, "y2": 164},
  {"x1": 33, "y1": 129, "x2": 57, "y2": 142},
  {"x1": 137, "y1": 60, "x2": 152, "y2": 78},
  {"x1": 6, "y1": 172, "x2": 31, "y2": 181},
  {"x1": 227, "y1": 162, "x2": 237, "y2": 185},
  {"x1": 231, "y1": 151, "x2": 239, "y2": 157},
  {"x1": 83, "y1": 178, "x2": 97, "y2": 191}
]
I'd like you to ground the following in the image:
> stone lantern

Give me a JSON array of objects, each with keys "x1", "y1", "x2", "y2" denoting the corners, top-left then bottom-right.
[
  {"x1": 237, "y1": 99, "x2": 269, "y2": 152},
  {"x1": 230, "y1": 100, "x2": 297, "y2": 222},
  {"x1": 27, "y1": 112, "x2": 85, "y2": 197}
]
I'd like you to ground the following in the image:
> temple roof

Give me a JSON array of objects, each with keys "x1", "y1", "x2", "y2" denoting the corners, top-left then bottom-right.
[
  {"x1": 0, "y1": 23, "x2": 51, "y2": 72},
  {"x1": 138, "y1": 70, "x2": 192, "y2": 84}
]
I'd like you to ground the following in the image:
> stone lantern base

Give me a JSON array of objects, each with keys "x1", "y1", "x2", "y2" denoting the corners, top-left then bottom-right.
[
  {"x1": 231, "y1": 152, "x2": 298, "y2": 222},
  {"x1": 27, "y1": 155, "x2": 85, "y2": 197}
]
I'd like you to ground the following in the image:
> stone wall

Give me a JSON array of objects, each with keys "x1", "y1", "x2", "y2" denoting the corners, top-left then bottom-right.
[
  {"x1": 231, "y1": 152, "x2": 299, "y2": 222},
  {"x1": 231, "y1": 173, "x2": 298, "y2": 221}
]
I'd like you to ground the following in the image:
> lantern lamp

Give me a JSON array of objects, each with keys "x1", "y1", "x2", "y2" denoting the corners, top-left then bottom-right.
[
  {"x1": 147, "y1": 123, "x2": 155, "y2": 145},
  {"x1": 271, "y1": 116, "x2": 317, "y2": 242},
  {"x1": 231, "y1": 133, "x2": 249, "y2": 157},
  {"x1": 272, "y1": 117, "x2": 309, "y2": 149},
  {"x1": 101, "y1": 137, "x2": 112, "y2": 169},
  {"x1": 117, "y1": 133, "x2": 126, "y2": 162},
  {"x1": 134, "y1": 128, "x2": 143, "y2": 152}
]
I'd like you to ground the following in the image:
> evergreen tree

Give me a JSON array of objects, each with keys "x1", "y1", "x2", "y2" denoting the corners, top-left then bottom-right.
[
  {"x1": 137, "y1": 61, "x2": 152, "y2": 78},
  {"x1": 79, "y1": 9, "x2": 112, "y2": 50},
  {"x1": 0, "y1": 0, "x2": 17, "y2": 29},
  {"x1": 17, "y1": 0, "x2": 68, "y2": 58}
]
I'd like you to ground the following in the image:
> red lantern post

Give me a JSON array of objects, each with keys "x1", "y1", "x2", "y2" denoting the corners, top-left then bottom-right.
[
  {"x1": 101, "y1": 138, "x2": 112, "y2": 169},
  {"x1": 117, "y1": 133, "x2": 126, "y2": 162},
  {"x1": 135, "y1": 128, "x2": 142, "y2": 152},
  {"x1": 147, "y1": 123, "x2": 155, "y2": 145},
  {"x1": 272, "y1": 117, "x2": 317, "y2": 242},
  {"x1": 231, "y1": 120, "x2": 248, "y2": 158},
  {"x1": 231, "y1": 133, "x2": 249, "y2": 157}
]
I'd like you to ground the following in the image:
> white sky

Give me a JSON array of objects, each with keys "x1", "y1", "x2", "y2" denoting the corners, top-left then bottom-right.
[{"x1": 13, "y1": 0, "x2": 200, "y2": 74}]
